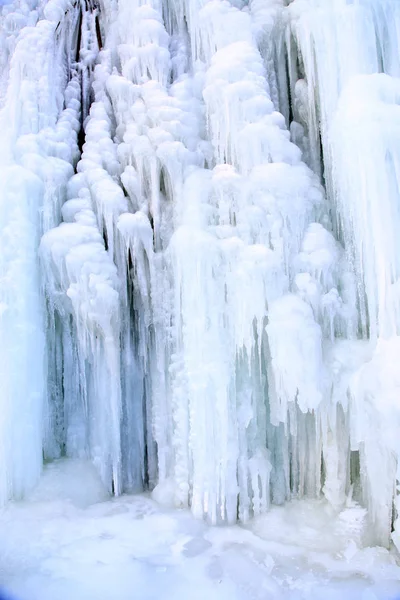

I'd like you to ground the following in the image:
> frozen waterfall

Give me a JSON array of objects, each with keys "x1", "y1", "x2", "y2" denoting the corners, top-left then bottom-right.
[{"x1": 1, "y1": 0, "x2": 400, "y2": 551}]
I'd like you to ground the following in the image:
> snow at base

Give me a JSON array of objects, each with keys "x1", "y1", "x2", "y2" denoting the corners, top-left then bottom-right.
[
  {"x1": 1, "y1": 460, "x2": 400, "y2": 600},
  {"x1": 1, "y1": 0, "x2": 400, "y2": 580}
]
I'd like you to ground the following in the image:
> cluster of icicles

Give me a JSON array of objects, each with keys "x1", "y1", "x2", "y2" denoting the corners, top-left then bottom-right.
[{"x1": 1, "y1": 0, "x2": 400, "y2": 549}]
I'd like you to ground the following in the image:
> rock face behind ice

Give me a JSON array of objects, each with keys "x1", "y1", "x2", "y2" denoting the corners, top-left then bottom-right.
[{"x1": 0, "y1": 0, "x2": 400, "y2": 552}]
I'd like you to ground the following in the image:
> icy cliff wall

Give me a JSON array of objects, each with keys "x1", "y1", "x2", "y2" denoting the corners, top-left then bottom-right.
[{"x1": 1, "y1": 0, "x2": 400, "y2": 549}]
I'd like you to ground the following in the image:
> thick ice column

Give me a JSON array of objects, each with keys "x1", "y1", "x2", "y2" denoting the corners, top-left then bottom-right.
[
  {"x1": 327, "y1": 75, "x2": 400, "y2": 546},
  {"x1": 332, "y1": 75, "x2": 400, "y2": 340},
  {"x1": 0, "y1": 167, "x2": 45, "y2": 504},
  {"x1": 0, "y1": 0, "x2": 83, "y2": 502},
  {"x1": 286, "y1": 1, "x2": 400, "y2": 539},
  {"x1": 169, "y1": 197, "x2": 241, "y2": 522}
]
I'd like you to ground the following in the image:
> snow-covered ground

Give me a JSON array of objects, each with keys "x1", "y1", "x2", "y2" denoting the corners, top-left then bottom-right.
[{"x1": 1, "y1": 460, "x2": 400, "y2": 600}]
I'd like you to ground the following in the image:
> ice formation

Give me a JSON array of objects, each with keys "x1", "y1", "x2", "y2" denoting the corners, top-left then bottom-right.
[{"x1": 0, "y1": 0, "x2": 400, "y2": 551}]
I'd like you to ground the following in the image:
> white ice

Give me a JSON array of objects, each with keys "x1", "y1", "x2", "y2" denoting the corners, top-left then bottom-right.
[{"x1": 1, "y1": 0, "x2": 400, "y2": 593}]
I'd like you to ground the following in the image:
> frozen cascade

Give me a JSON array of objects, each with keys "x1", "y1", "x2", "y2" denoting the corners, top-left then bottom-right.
[{"x1": 0, "y1": 0, "x2": 400, "y2": 553}]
